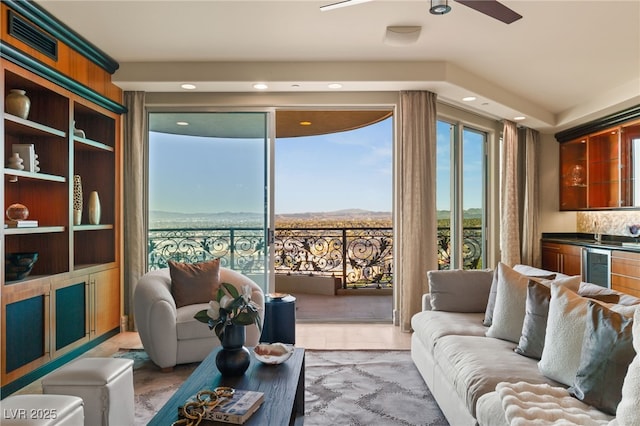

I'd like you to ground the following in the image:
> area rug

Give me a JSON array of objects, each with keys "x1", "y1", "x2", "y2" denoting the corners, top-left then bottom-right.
[{"x1": 115, "y1": 349, "x2": 448, "y2": 426}]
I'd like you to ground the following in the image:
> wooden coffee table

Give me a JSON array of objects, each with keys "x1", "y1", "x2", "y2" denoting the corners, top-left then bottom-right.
[{"x1": 148, "y1": 347, "x2": 305, "y2": 425}]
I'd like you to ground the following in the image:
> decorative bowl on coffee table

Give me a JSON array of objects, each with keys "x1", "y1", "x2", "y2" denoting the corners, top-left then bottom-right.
[{"x1": 254, "y1": 343, "x2": 295, "y2": 365}]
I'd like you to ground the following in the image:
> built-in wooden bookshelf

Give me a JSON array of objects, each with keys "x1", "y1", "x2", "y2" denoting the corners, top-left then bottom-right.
[{"x1": 1, "y1": 1, "x2": 125, "y2": 396}]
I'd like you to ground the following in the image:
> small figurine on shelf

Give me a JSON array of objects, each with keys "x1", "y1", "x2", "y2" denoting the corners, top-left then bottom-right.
[
  {"x1": 34, "y1": 154, "x2": 40, "y2": 173},
  {"x1": 6, "y1": 153, "x2": 23, "y2": 182},
  {"x1": 7, "y1": 153, "x2": 24, "y2": 170},
  {"x1": 73, "y1": 121, "x2": 86, "y2": 138}
]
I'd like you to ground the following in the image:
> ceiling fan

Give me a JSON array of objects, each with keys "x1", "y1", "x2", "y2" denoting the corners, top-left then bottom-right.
[{"x1": 320, "y1": 0, "x2": 523, "y2": 25}]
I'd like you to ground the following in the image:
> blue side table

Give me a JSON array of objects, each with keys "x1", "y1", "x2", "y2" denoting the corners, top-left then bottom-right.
[{"x1": 260, "y1": 294, "x2": 296, "y2": 344}]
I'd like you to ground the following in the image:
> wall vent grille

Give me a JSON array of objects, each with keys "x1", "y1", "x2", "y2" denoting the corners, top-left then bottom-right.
[{"x1": 8, "y1": 11, "x2": 58, "y2": 61}]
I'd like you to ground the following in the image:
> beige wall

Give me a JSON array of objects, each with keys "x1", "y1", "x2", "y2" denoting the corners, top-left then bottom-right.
[{"x1": 539, "y1": 132, "x2": 577, "y2": 233}]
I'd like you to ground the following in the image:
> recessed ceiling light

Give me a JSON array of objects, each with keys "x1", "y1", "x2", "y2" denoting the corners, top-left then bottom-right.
[
  {"x1": 176, "y1": 121, "x2": 189, "y2": 126},
  {"x1": 291, "y1": 84, "x2": 301, "y2": 88},
  {"x1": 328, "y1": 83, "x2": 343, "y2": 89},
  {"x1": 253, "y1": 83, "x2": 268, "y2": 90},
  {"x1": 299, "y1": 121, "x2": 312, "y2": 126},
  {"x1": 181, "y1": 84, "x2": 196, "y2": 90},
  {"x1": 514, "y1": 116, "x2": 526, "y2": 121},
  {"x1": 462, "y1": 96, "x2": 477, "y2": 102}
]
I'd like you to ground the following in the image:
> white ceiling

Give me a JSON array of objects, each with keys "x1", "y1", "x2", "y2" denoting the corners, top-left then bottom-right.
[{"x1": 38, "y1": 0, "x2": 640, "y2": 133}]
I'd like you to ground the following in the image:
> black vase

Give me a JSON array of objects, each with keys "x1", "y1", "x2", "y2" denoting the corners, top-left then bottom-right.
[{"x1": 216, "y1": 324, "x2": 250, "y2": 376}]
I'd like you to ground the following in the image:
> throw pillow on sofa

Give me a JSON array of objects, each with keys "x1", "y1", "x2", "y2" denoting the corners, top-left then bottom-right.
[
  {"x1": 428, "y1": 269, "x2": 494, "y2": 312},
  {"x1": 485, "y1": 263, "x2": 532, "y2": 343},
  {"x1": 516, "y1": 278, "x2": 613, "y2": 360},
  {"x1": 609, "y1": 308, "x2": 640, "y2": 426},
  {"x1": 539, "y1": 285, "x2": 636, "y2": 387},
  {"x1": 515, "y1": 280, "x2": 550, "y2": 359},
  {"x1": 483, "y1": 264, "x2": 556, "y2": 327},
  {"x1": 568, "y1": 301, "x2": 636, "y2": 415},
  {"x1": 486, "y1": 264, "x2": 578, "y2": 344},
  {"x1": 538, "y1": 284, "x2": 594, "y2": 386},
  {"x1": 168, "y1": 258, "x2": 221, "y2": 308}
]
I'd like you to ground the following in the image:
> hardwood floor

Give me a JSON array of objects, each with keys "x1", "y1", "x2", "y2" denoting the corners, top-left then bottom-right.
[
  {"x1": 295, "y1": 322, "x2": 411, "y2": 350},
  {"x1": 103, "y1": 322, "x2": 412, "y2": 353},
  {"x1": 14, "y1": 323, "x2": 411, "y2": 396}
]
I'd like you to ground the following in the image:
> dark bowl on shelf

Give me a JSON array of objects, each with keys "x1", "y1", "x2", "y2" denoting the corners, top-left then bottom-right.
[{"x1": 5, "y1": 252, "x2": 39, "y2": 281}]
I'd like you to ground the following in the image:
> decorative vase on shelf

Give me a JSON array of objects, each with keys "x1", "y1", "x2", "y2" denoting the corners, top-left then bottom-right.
[
  {"x1": 73, "y1": 175, "x2": 83, "y2": 225},
  {"x1": 215, "y1": 324, "x2": 250, "y2": 376},
  {"x1": 88, "y1": 191, "x2": 101, "y2": 225},
  {"x1": 6, "y1": 203, "x2": 29, "y2": 221},
  {"x1": 5, "y1": 89, "x2": 31, "y2": 119}
]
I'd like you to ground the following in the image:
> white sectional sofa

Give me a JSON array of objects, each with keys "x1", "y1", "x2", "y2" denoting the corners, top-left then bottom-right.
[{"x1": 411, "y1": 263, "x2": 640, "y2": 426}]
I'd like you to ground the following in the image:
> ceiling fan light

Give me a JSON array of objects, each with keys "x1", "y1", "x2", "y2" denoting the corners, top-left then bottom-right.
[{"x1": 430, "y1": 0, "x2": 451, "y2": 15}]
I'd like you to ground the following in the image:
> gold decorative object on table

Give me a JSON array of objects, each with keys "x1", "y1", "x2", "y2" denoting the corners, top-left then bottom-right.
[{"x1": 174, "y1": 387, "x2": 264, "y2": 425}]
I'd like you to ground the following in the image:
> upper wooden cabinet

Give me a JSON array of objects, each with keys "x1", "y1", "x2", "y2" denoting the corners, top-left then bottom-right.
[
  {"x1": 621, "y1": 122, "x2": 640, "y2": 207},
  {"x1": 558, "y1": 117, "x2": 640, "y2": 210},
  {"x1": 560, "y1": 138, "x2": 587, "y2": 210}
]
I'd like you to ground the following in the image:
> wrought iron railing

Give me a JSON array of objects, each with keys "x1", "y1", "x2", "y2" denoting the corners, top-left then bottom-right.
[{"x1": 148, "y1": 226, "x2": 483, "y2": 288}]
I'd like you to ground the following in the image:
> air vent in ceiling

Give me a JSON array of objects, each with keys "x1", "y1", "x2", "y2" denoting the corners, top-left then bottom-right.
[{"x1": 8, "y1": 10, "x2": 58, "y2": 61}]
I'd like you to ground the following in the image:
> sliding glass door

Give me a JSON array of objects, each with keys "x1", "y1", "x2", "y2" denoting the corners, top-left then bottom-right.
[
  {"x1": 436, "y1": 119, "x2": 487, "y2": 270},
  {"x1": 147, "y1": 112, "x2": 271, "y2": 290}
]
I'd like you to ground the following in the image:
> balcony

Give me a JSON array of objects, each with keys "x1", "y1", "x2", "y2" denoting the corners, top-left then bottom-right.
[{"x1": 148, "y1": 226, "x2": 483, "y2": 290}]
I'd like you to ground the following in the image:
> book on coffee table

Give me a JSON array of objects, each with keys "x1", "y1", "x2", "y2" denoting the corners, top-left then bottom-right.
[{"x1": 178, "y1": 389, "x2": 264, "y2": 424}]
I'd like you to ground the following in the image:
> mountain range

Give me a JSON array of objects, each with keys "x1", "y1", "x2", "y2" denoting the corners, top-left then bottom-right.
[{"x1": 149, "y1": 208, "x2": 481, "y2": 229}]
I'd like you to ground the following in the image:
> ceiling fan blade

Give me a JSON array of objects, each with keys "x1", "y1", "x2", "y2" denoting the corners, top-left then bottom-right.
[
  {"x1": 455, "y1": 0, "x2": 522, "y2": 24},
  {"x1": 320, "y1": 0, "x2": 372, "y2": 12}
]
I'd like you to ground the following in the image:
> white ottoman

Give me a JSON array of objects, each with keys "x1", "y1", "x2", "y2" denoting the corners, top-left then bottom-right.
[
  {"x1": 41, "y1": 358, "x2": 134, "y2": 426},
  {"x1": 0, "y1": 394, "x2": 84, "y2": 425}
]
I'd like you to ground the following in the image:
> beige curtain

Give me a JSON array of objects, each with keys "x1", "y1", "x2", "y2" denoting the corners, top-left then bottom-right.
[
  {"x1": 123, "y1": 91, "x2": 147, "y2": 330},
  {"x1": 397, "y1": 91, "x2": 438, "y2": 332},
  {"x1": 521, "y1": 128, "x2": 540, "y2": 267},
  {"x1": 500, "y1": 120, "x2": 521, "y2": 266}
]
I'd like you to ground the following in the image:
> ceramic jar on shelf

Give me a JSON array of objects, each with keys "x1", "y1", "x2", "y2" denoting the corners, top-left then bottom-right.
[{"x1": 5, "y1": 89, "x2": 31, "y2": 119}]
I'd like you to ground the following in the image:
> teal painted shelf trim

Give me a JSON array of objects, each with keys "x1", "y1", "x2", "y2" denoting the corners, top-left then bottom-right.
[
  {"x1": 0, "y1": 328, "x2": 119, "y2": 399},
  {"x1": 1, "y1": 42, "x2": 127, "y2": 114},
  {"x1": 4, "y1": 0, "x2": 119, "y2": 74}
]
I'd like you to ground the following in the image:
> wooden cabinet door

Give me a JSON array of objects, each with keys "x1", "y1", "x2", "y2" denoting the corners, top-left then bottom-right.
[
  {"x1": 50, "y1": 276, "x2": 90, "y2": 357},
  {"x1": 559, "y1": 139, "x2": 587, "y2": 210},
  {"x1": 541, "y1": 242, "x2": 582, "y2": 276},
  {"x1": 559, "y1": 244, "x2": 582, "y2": 276},
  {"x1": 611, "y1": 250, "x2": 640, "y2": 298},
  {"x1": 91, "y1": 268, "x2": 120, "y2": 337},
  {"x1": 541, "y1": 243, "x2": 561, "y2": 272}
]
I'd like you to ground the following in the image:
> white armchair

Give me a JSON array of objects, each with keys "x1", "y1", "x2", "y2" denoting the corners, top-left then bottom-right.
[{"x1": 134, "y1": 267, "x2": 265, "y2": 371}]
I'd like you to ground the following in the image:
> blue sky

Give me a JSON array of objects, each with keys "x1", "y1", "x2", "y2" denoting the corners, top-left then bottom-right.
[
  {"x1": 435, "y1": 121, "x2": 484, "y2": 211},
  {"x1": 275, "y1": 118, "x2": 392, "y2": 213},
  {"x1": 149, "y1": 116, "x2": 393, "y2": 215},
  {"x1": 148, "y1": 115, "x2": 482, "y2": 215}
]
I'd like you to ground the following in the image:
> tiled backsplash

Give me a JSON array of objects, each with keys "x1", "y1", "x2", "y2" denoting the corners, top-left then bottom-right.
[{"x1": 577, "y1": 211, "x2": 640, "y2": 236}]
